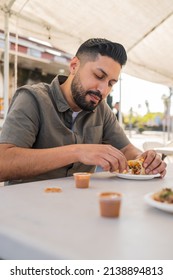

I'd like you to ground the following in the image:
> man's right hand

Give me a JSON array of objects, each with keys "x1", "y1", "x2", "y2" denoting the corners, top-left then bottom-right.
[{"x1": 76, "y1": 144, "x2": 128, "y2": 173}]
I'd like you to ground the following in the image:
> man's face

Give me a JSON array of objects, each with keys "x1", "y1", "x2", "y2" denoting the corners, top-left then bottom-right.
[
  {"x1": 71, "y1": 55, "x2": 121, "y2": 111},
  {"x1": 71, "y1": 71, "x2": 102, "y2": 111}
]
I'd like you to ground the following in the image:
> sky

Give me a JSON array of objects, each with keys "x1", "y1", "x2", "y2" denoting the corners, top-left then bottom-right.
[{"x1": 111, "y1": 73, "x2": 172, "y2": 116}]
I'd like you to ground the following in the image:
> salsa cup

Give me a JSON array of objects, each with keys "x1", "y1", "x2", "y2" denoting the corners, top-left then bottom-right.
[
  {"x1": 98, "y1": 192, "x2": 122, "y2": 218},
  {"x1": 73, "y1": 172, "x2": 91, "y2": 188}
]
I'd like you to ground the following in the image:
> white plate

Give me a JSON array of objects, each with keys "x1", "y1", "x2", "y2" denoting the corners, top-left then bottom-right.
[
  {"x1": 114, "y1": 172, "x2": 160, "y2": 180},
  {"x1": 144, "y1": 192, "x2": 173, "y2": 213}
]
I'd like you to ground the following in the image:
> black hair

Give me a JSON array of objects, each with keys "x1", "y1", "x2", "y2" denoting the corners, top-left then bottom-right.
[{"x1": 75, "y1": 38, "x2": 127, "y2": 66}]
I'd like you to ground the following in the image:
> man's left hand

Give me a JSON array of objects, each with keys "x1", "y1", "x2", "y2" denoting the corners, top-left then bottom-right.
[{"x1": 140, "y1": 150, "x2": 167, "y2": 178}]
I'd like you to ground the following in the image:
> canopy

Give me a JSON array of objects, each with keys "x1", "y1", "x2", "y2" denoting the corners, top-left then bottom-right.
[{"x1": 0, "y1": 0, "x2": 173, "y2": 87}]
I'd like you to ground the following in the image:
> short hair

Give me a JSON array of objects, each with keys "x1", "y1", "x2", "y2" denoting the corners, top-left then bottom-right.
[{"x1": 75, "y1": 38, "x2": 127, "y2": 66}]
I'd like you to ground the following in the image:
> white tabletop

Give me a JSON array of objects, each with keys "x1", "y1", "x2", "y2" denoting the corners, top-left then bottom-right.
[
  {"x1": 154, "y1": 146, "x2": 173, "y2": 155},
  {"x1": 0, "y1": 164, "x2": 173, "y2": 260}
]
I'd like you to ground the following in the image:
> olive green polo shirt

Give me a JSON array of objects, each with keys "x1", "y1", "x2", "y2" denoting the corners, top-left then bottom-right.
[{"x1": 0, "y1": 75, "x2": 130, "y2": 183}]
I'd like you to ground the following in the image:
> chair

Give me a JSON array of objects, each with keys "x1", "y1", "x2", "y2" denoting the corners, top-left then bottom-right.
[
  {"x1": 165, "y1": 141, "x2": 173, "y2": 162},
  {"x1": 143, "y1": 141, "x2": 166, "y2": 160},
  {"x1": 143, "y1": 140, "x2": 173, "y2": 162},
  {"x1": 166, "y1": 140, "x2": 173, "y2": 147},
  {"x1": 143, "y1": 141, "x2": 163, "y2": 151}
]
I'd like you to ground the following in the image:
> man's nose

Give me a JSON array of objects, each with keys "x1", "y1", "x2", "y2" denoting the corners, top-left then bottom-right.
[{"x1": 97, "y1": 82, "x2": 110, "y2": 98}]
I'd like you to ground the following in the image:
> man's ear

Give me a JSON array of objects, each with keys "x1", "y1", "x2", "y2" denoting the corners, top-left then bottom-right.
[{"x1": 70, "y1": 56, "x2": 80, "y2": 75}]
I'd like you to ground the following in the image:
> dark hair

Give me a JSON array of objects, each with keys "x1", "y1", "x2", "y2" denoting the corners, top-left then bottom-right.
[{"x1": 75, "y1": 38, "x2": 127, "y2": 66}]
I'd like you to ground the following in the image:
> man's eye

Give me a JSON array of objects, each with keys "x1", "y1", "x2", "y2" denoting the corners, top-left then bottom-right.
[{"x1": 95, "y1": 74, "x2": 103, "y2": 80}]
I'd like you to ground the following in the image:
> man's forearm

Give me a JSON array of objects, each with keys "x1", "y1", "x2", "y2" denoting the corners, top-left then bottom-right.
[
  {"x1": 121, "y1": 143, "x2": 143, "y2": 160},
  {"x1": 0, "y1": 144, "x2": 79, "y2": 181}
]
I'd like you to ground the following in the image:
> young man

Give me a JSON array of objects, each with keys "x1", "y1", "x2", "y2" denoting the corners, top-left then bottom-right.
[{"x1": 0, "y1": 38, "x2": 166, "y2": 184}]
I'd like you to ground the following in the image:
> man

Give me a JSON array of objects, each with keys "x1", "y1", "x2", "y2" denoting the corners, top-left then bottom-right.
[
  {"x1": 113, "y1": 101, "x2": 120, "y2": 121},
  {"x1": 0, "y1": 38, "x2": 166, "y2": 184}
]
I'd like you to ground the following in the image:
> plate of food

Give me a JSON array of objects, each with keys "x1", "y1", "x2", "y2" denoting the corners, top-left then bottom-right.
[
  {"x1": 114, "y1": 158, "x2": 160, "y2": 180},
  {"x1": 144, "y1": 188, "x2": 173, "y2": 213},
  {"x1": 114, "y1": 172, "x2": 160, "y2": 180}
]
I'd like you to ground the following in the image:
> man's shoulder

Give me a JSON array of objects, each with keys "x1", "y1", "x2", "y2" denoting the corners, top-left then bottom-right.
[
  {"x1": 11, "y1": 82, "x2": 53, "y2": 105},
  {"x1": 17, "y1": 82, "x2": 49, "y2": 95},
  {"x1": 16, "y1": 75, "x2": 61, "y2": 100}
]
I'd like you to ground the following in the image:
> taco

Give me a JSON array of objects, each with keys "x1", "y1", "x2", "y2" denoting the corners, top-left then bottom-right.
[{"x1": 127, "y1": 158, "x2": 145, "y2": 175}]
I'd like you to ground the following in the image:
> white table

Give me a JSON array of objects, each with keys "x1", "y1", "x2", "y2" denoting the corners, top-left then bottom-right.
[{"x1": 0, "y1": 164, "x2": 173, "y2": 260}]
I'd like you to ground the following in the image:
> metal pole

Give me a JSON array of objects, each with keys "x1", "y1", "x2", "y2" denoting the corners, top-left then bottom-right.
[
  {"x1": 3, "y1": 11, "x2": 10, "y2": 119},
  {"x1": 119, "y1": 75, "x2": 122, "y2": 126},
  {"x1": 167, "y1": 87, "x2": 173, "y2": 141},
  {"x1": 3, "y1": 0, "x2": 16, "y2": 119}
]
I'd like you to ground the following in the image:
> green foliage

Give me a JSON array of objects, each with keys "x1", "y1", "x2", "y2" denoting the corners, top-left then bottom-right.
[{"x1": 124, "y1": 112, "x2": 164, "y2": 132}]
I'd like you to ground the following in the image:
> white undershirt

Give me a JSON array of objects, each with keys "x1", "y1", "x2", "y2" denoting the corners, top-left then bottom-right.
[
  {"x1": 72, "y1": 111, "x2": 80, "y2": 122},
  {"x1": 71, "y1": 111, "x2": 81, "y2": 130}
]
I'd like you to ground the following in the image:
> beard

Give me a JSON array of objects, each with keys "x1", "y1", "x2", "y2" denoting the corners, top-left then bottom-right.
[{"x1": 71, "y1": 73, "x2": 102, "y2": 111}]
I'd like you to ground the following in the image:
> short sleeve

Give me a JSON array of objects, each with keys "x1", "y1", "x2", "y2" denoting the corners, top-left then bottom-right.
[{"x1": 0, "y1": 90, "x2": 40, "y2": 147}]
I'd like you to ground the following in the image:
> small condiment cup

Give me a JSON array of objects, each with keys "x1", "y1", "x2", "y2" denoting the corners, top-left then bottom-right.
[
  {"x1": 73, "y1": 172, "x2": 91, "y2": 188},
  {"x1": 98, "y1": 192, "x2": 122, "y2": 218}
]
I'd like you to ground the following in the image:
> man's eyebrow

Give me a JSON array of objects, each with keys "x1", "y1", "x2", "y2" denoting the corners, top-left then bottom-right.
[{"x1": 97, "y1": 68, "x2": 118, "y2": 83}]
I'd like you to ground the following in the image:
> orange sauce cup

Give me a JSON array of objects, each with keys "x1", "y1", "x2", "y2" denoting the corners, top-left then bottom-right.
[
  {"x1": 73, "y1": 172, "x2": 91, "y2": 188},
  {"x1": 98, "y1": 192, "x2": 122, "y2": 218}
]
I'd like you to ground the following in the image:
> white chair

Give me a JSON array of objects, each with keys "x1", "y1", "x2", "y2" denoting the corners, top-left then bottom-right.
[
  {"x1": 143, "y1": 141, "x2": 173, "y2": 162},
  {"x1": 143, "y1": 141, "x2": 163, "y2": 151},
  {"x1": 143, "y1": 141, "x2": 166, "y2": 160},
  {"x1": 165, "y1": 141, "x2": 173, "y2": 162},
  {"x1": 166, "y1": 140, "x2": 173, "y2": 147}
]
